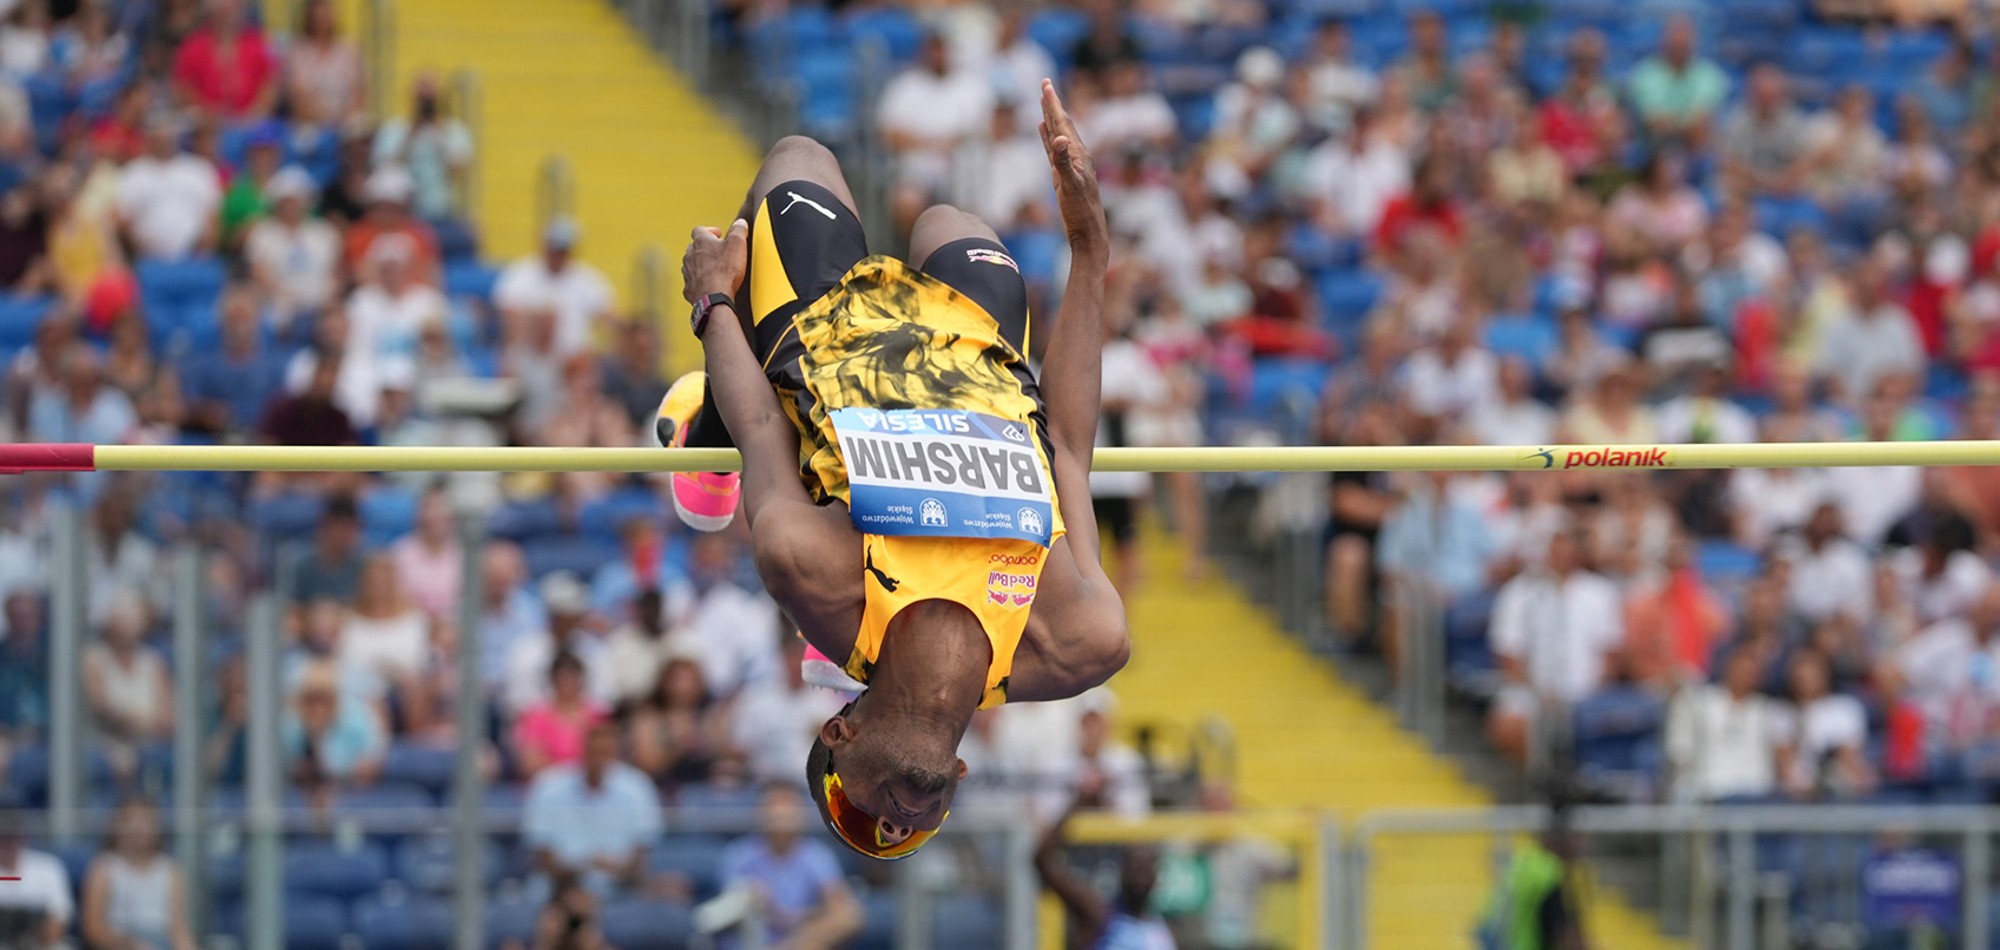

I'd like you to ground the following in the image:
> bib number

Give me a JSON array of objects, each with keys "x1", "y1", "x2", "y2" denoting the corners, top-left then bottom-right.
[{"x1": 830, "y1": 408, "x2": 1055, "y2": 546}]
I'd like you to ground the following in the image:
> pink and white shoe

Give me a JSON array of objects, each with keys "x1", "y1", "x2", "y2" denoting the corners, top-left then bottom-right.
[
  {"x1": 653, "y1": 371, "x2": 740, "y2": 533},
  {"x1": 800, "y1": 640, "x2": 866, "y2": 693}
]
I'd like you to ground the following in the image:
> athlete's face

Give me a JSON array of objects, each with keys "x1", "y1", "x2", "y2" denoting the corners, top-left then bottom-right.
[{"x1": 821, "y1": 715, "x2": 966, "y2": 838}]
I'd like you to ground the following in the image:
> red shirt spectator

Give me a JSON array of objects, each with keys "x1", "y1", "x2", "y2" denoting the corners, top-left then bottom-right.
[
  {"x1": 343, "y1": 166, "x2": 440, "y2": 284},
  {"x1": 1373, "y1": 157, "x2": 1462, "y2": 254},
  {"x1": 170, "y1": 1, "x2": 278, "y2": 121}
]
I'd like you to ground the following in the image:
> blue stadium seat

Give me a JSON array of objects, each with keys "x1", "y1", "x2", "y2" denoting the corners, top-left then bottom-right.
[
  {"x1": 283, "y1": 840, "x2": 390, "y2": 901},
  {"x1": 931, "y1": 894, "x2": 1004, "y2": 950},
  {"x1": 1316, "y1": 269, "x2": 1384, "y2": 323},
  {"x1": 852, "y1": 889, "x2": 899, "y2": 950},
  {"x1": 393, "y1": 833, "x2": 506, "y2": 893},
  {"x1": 361, "y1": 486, "x2": 422, "y2": 547},
  {"x1": 1484, "y1": 316, "x2": 1558, "y2": 370},
  {"x1": 431, "y1": 217, "x2": 480, "y2": 264},
  {"x1": 521, "y1": 535, "x2": 621, "y2": 580},
  {"x1": 135, "y1": 258, "x2": 227, "y2": 310},
  {"x1": 319, "y1": 780, "x2": 438, "y2": 812},
  {"x1": 379, "y1": 743, "x2": 457, "y2": 798},
  {"x1": 1695, "y1": 540, "x2": 1761, "y2": 585},
  {"x1": 222, "y1": 895, "x2": 348, "y2": 950},
  {"x1": 482, "y1": 899, "x2": 538, "y2": 950},
  {"x1": 354, "y1": 894, "x2": 455, "y2": 950},
  {"x1": 578, "y1": 489, "x2": 664, "y2": 540},
  {"x1": 0, "y1": 295, "x2": 55, "y2": 349},
  {"x1": 845, "y1": 6, "x2": 924, "y2": 64},
  {"x1": 796, "y1": 45, "x2": 859, "y2": 142},
  {"x1": 443, "y1": 262, "x2": 500, "y2": 303},
  {"x1": 246, "y1": 492, "x2": 326, "y2": 540},
  {"x1": 1245, "y1": 358, "x2": 1330, "y2": 419},
  {"x1": 486, "y1": 498, "x2": 566, "y2": 542},
  {"x1": 4, "y1": 742, "x2": 48, "y2": 806},
  {"x1": 599, "y1": 899, "x2": 694, "y2": 950},
  {"x1": 1026, "y1": 8, "x2": 1089, "y2": 58},
  {"x1": 1572, "y1": 687, "x2": 1667, "y2": 801},
  {"x1": 647, "y1": 835, "x2": 730, "y2": 900},
  {"x1": 674, "y1": 783, "x2": 760, "y2": 812}
]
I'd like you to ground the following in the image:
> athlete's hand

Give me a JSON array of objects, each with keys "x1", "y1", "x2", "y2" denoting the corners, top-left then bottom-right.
[
  {"x1": 1038, "y1": 78, "x2": 1106, "y2": 256},
  {"x1": 681, "y1": 218, "x2": 749, "y2": 306}
]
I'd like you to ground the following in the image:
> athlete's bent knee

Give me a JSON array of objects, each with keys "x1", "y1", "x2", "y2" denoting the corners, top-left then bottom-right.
[{"x1": 766, "y1": 135, "x2": 838, "y2": 170}]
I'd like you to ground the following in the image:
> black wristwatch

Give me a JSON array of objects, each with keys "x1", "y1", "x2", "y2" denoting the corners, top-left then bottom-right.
[{"x1": 690, "y1": 292, "x2": 734, "y2": 338}]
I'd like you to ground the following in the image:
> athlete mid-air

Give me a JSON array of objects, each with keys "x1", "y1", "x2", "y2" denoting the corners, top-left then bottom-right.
[{"x1": 655, "y1": 80, "x2": 1129, "y2": 858}]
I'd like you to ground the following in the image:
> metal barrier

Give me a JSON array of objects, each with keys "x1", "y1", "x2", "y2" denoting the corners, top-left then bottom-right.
[{"x1": 536, "y1": 153, "x2": 575, "y2": 238}]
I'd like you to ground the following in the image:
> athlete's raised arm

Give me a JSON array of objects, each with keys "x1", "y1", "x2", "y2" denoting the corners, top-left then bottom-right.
[{"x1": 1034, "y1": 78, "x2": 1112, "y2": 563}]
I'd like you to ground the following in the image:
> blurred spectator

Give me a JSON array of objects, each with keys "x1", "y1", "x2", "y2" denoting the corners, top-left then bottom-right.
[
  {"x1": 54, "y1": 1, "x2": 127, "y2": 89},
  {"x1": 0, "y1": 591, "x2": 49, "y2": 751},
  {"x1": 82, "y1": 490, "x2": 158, "y2": 623},
  {"x1": 1665, "y1": 645, "x2": 1780, "y2": 801},
  {"x1": 1626, "y1": 14, "x2": 1728, "y2": 149},
  {"x1": 1816, "y1": 256, "x2": 1924, "y2": 405},
  {"x1": 389, "y1": 487, "x2": 462, "y2": 621},
  {"x1": 245, "y1": 166, "x2": 341, "y2": 329},
  {"x1": 654, "y1": 532, "x2": 778, "y2": 700},
  {"x1": 1559, "y1": 361, "x2": 1656, "y2": 444},
  {"x1": 1069, "y1": 5, "x2": 1139, "y2": 78},
  {"x1": 475, "y1": 541, "x2": 541, "y2": 688},
  {"x1": 1477, "y1": 806, "x2": 1588, "y2": 950},
  {"x1": 1718, "y1": 65, "x2": 1809, "y2": 200},
  {"x1": 373, "y1": 72, "x2": 472, "y2": 220},
  {"x1": 982, "y1": 9, "x2": 1055, "y2": 118},
  {"x1": 290, "y1": 495, "x2": 364, "y2": 603},
  {"x1": 596, "y1": 319, "x2": 668, "y2": 430},
  {"x1": 626, "y1": 653, "x2": 729, "y2": 786},
  {"x1": 496, "y1": 217, "x2": 614, "y2": 358},
  {"x1": 1803, "y1": 86, "x2": 1888, "y2": 214},
  {"x1": 1654, "y1": 361, "x2": 1754, "y2": 444},
  {"x1": 731, "y1": 635, "x2": 845, "y2": 785},
  {"x1": 0, "y1": 812, "x2": 71, "y2": 948},
  {"x1": 340, "y1": 553, "x2": 434, "y2": 717},
  {"x1": 1399, "y1": 317, "x2": 1496, "y2": 426},
  {"x1": 349, "y1": 233, "x2": 448, "y2": 374},
  {"x1": 114, "y1": 113, "x2": 219, "y2": 261},
  {"x1": 604, "y1": 588, "x2": 669, "y2": 707},
  {"x1": 81, "y1": 798, "x2": 194, "y2": 950},
  {"x1": 513, "y1": 651, "x2": 605, "y2": 778},
  {"x1": 1032, "y1": 805, "x2": 1172, "y2": 949},
  {"x1": 1377, "y1": 471, "x2": 1496, "y2": 675},
  {"x1": 320, "y1": 127, "x2": 375, "y2": 224},
  {"x1": 1488, "y1": 529, "x2": 1625, "y2": 765},
  {"x1": 1607, "y1": 152, "x2": 1708, "y2": 258},
  {"x1": 523, "y1": 722, "x2": 660, "y2": 896},
  {"x1": 1322, "y1": 404, "x2": 1398, "y2": 645},
  {"x1": 260, "y1": 346, "x2": 359, "y2": 445},
  {"x1": 283, "y1": 660, "x2": 387, "y2": 789},
  {"x1": 1729, "y1": 463, "x2": 1831, "y2": 552},
  {"x1": 1774, "y1": 649, "x2": 1875, "y2": 800},
  {"x1": 528, "y1": 871, "x2": 609, "y2": 950},
  {"x1": 1207, "y1": 48, "x2": 1298, "y2": 187},
  {"x1": 29, "y1": 344, "x2": 133, "y2": 445},
  {"x1": 285, "y1": 0, "x2": 365, "y2": 129},
  {"x1": 180, "y1": 285, "x2": 284, "y2": 435},
  {"x1": 1466, "y1": 356, "x2": 1555, "y2": 446},
  {"x1": 81, "y1": 591, "x2": 171, "y2": 779},
  {"x1": 1884, "y1": 98, "x2": 1951, "y2": 196},
  {"x1": 1388, "y1": 11, "x2": 1453, "y2": 112},
  {"x1": 169, "y1": 0, "x2": 276, "y2": 121},
  {"x1": 1092, "y1": 319, "x2": 1165, "y2": 592},
  {"x1": 0, "y1": 180, "x2": 49, "y2": 294},
  {"x1": 1301, "y1": 18, "x2": 1377, "y2": 135},
  {"x1": 1373, "y1": 154, "x2": 1461, "y2": 257},
  {"x1": 1537, "y1": 29, "x2": 1614, "y2": 175},
  {"x1": 1826, "y1": 392, "x2": 1925, "y2": 545},
  {"x1": 717, "y1": 783, "x2": 862, "y2": 949},
  {"x1": 504, "y1": 571, "x2": 612, "y2": 715},
  {"x1": 219, "y1": 128, "x2": 283, "y2": 249},
  {"x1": 1302, "y1": 105, "x2": 1409, "y2": 241},
  {"x1": 1088, "y1": 59, "x2": 1175, "y2": 155},
  {"x1": 877, "y1": 32, "x2": 992, "y2": 233},
  {"x1": 1621, "y1": 535, "x2": 1729, "y2": 691},
  {"x1": 283, "y1": 309, "x2": 382, "y2": 428},
  {"x1": 343, "y1": 165, "x2": 440, "y2": 283},
  {"x1": 1889, "y1": 583, "x2": 2000, "y2": 756},
  {"x1": 1911, "y1": 42, "x2": 1973, "y2": 135},
  {"x1": 1781, "y1": 503, "x2": 1874, "y2": 626},
  {"x1": 1045, "y1": 694, "x2": 1149, "y2": 819}
]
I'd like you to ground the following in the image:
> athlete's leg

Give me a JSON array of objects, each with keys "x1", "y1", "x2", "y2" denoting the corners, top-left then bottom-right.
[{"x1": 907, "y1": 205, "x2": 1030, "y2": 352}]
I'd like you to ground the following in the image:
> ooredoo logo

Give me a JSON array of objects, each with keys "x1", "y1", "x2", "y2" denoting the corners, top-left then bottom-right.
[
  {"x1": 989, "y1": 552, "x2": 1040, "y2": 566},
  {"x1": 1562, "y1": 447, "x2": 1670, "y2": 470}
]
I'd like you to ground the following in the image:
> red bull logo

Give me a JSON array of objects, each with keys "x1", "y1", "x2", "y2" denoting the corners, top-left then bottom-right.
[
  {"x1": 986, "y1": 570, "x2": 1037, "y2": 608},
  {"x1": 1562, "y1": 447, "x2": 1671, "y2": 469}
]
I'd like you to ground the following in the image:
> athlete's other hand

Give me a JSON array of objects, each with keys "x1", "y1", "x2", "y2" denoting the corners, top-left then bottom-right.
[
  {"x1": 1038, "y1": 78, "x2": 1105, "y2": 256},
  {"x1": 681, "y1": 218, "x2": 749, "y2": 306}
]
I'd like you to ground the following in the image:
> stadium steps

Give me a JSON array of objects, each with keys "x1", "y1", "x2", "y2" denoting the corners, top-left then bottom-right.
[
  {"x1": 1113, "y1": 530, "x2": 1685, "y2": 949},
  {"x1": 389, "y1": 0, "x2": 762, "y2": 363}
]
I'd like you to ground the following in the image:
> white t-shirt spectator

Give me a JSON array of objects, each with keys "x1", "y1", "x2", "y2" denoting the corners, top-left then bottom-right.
[
  {"x1": 1729, "y1": 468, "x2": 1829, "y2": 550},
  {"x1": 1895, "y1": 617, "x2": 2000, "y2": 735},
  {"x1": 0, "y1": 847, "x2": 73, "y2": 932},
  {"x1": 339, "y1": 610, "x2": 430, "y2": 684},
  {"x1": 1816, "y1": 303, "x2": 1925, "y2": 401},
  {"x1": 1399, "y1": 347, "x2": 1498, "y2": 419},
  {"x1": 521, "y1": 760, "x2": 662, "y2": 895},
  {"x1": 1087, "y1": 91, "x2": 1178, "y2": 153},
  {"x1": 669, "y1": 582, "x2": 781, "y2": 701},
  {"x1": 1772, "y1": 693, "x2": 1868, "y2": 791},
  {"x1": 1892, "y1": 547, "x2": 1994, "y2": 623},
  {"x1": 493, "y1": 257, "x2": 615, "y2": 357},
  {"x1": 984, "y1": 37, "x2": 1056, "y2": 128},
  {"x1": 1665, "y1": 684, "x2": 1780, "y2": 801},
  {"x1": 1467, "y1": 395, "x2": 1556, "y2": 448},
  {"x1": 955, "y1": 130, "x2": 1049, "y2": 227},
  {"x1": 1489, "y1": 568, "x2": 1625, "y2": 703},
  {"x1": 245, "y1": 217, "x2": 341, "y2": 319},
  {"x1": 1783, "y1": 536, "x2": 1874, "y2": 624},
  {"x1": 731, "y1": 676, "x2": 847, "y2": 784},
  {"x1": 115, "y1": 153, "x2": 221, "y2": 260},
  {"x1": 348, "y1": 282, "x2": 449, "y2": 366},
  {"x1": 1824, "y1": 465, "x2": 1922, "y2": 546},
  {"x1": 877, "y1": 67, "x2": 994, "y2": 188},
  {"x1": 284, "y1": 347, "x2": 382, "y2": 429},
  {"x1": 1301, "y1": 136, "x2": 1409, "y2": 235}
]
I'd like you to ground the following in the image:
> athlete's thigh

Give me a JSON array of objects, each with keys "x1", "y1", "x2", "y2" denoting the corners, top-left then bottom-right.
[
  {"x1": 909, "y1": 207, "x2": 1030, "y2": 353},
  {"x1": 743, "y1": 179, "x2": 869, "y2": 366}
]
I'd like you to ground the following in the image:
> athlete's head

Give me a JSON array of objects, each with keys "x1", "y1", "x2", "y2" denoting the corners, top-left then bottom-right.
[{"x1": 806, "y1": 690, "x2": 969, "y2": 860}]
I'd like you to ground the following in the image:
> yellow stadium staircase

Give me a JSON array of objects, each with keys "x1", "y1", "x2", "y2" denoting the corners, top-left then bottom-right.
[
  {"x1": 380, "y1": 0, "x2": 763, "y2": 356},
  {"x1": 1112, "y1": 531, "x2": 1687, "y2": 949}
]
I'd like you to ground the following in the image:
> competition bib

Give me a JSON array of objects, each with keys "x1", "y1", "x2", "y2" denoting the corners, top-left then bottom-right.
[{"x1": 830, "y1": 407, "x2": 1055, "y2": 546}]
